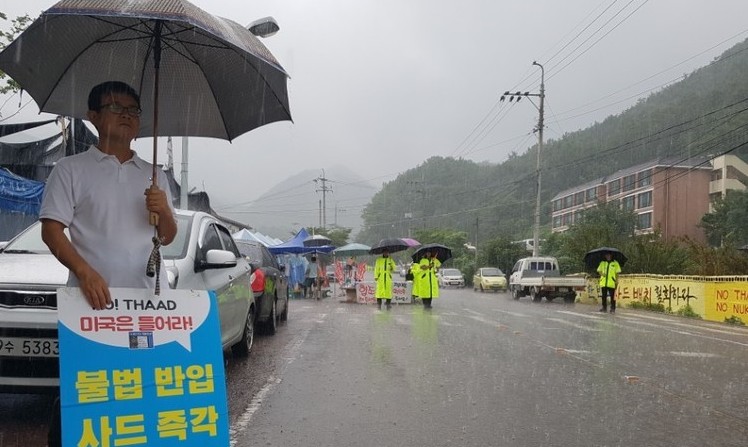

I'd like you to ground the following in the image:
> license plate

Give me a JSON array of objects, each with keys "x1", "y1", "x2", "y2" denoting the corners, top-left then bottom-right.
[
  {"x1": 559, "y1": 287, "x2": 569, "y2": 292},
  {"x1": 0, "y1": 337, "x2": 59, "y2": 357}
]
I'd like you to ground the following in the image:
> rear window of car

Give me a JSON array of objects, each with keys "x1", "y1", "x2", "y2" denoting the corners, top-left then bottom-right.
[
  {"x1": 442, "y1": 269, "x2": 461, "y2": 276},
  {"x1": 482, "y1": 268, "x2": 503, "y2": 276},
  {"x1": 236, "y1": 241, "x2": 263, "y2": 263}
]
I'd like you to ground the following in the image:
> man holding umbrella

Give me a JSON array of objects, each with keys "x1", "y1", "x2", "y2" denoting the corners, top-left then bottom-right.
[
  {"x1": 374, "y1": 248, "x2": 397, "y2": 310},
  {"x1": 597, "y1": 251, "x2": 622, "y2": 313},
  {"x1": 416, "y1": 249, "x2": 441, "y2": 309},
  {"x1": 41, "y1": 81, "x2": 177, "y2": 310},
  {"x1": 40, "y1": 81, "x2": 176, "y2": 447}
]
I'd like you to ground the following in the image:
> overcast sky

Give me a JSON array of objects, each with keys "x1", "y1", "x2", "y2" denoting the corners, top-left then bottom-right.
[{"x1": 3, "y1": 0, "x2": 748, "y2": 225}]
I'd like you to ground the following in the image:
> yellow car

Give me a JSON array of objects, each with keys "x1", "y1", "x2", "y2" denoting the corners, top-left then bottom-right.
[{"x1": 473, "y1": 267, "x2": 507, "y2": 293}]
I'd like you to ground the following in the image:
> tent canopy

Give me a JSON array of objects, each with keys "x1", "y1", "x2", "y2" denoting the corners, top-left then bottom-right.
[{"x1": 268, "y1": 228, "x2": 311, "y2": 254}]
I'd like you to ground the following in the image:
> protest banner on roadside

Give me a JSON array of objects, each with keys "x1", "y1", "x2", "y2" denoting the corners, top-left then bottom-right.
[{"x1": 57, "y1": 288, "x2": 229, "y2": 447}]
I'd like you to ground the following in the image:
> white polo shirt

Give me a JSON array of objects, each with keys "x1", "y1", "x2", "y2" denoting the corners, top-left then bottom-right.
[{"x1": 40, "y1": 146, "x2": 174, "y2": 289}]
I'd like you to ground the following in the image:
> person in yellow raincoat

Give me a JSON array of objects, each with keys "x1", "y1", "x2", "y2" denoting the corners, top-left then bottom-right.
[
  {"x1": 597, "y1": 251, "x2": 622, "y2": 313},
  {"x1": 409, "y1": 262, "x2": 421, "y2": 302},
  {"x1": 417, "y1": 249, "x2": 441, "y2": 309},
  {"x1": 374, "y1": 249, "x2": 397, "y2": 310}
]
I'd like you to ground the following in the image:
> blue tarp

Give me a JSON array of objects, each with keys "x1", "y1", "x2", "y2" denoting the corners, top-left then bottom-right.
[
  {"x1": 0, "y1": 168, "x2": 44, "y2": 215},
  {"x1": 267, "y1": 228, "x2": 311, "y2": 254}
]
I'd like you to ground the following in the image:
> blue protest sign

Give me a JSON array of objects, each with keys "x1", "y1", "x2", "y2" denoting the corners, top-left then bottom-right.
[{"x1": 57, "y1": 288, "x2": 229, "y2": 447}]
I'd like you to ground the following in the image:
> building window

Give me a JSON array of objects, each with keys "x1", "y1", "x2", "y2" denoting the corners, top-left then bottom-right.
[
  {"x1": 638, "y1": 169, "x2": 652, "y2": 187},
  {"x1": 623, "y1": 174, "x2": 636, "y2": 192},
  {"x1": 553, "y1": 215, "x2": 562, "y2": 228},
  {"x1": 574, "y1": 209, "x2": 585, "y2": 224},
  {"x1": 637, "y1": 212, "x2": 652, "y2": 230},
  {"x1": 586, "y1": 188, "x2": 597, "y2": 202},
  {"x1": 608, "y1": 179, "x2": 620, "y2": 196},
  {"x1": 563, "y1": 195, "x2": 573, "y2": 209},
  {"x1": 622, "y1": 195, "x2": 635, "y2": 211},
  {"x1": 562, "y1": 213, "x2": 572, "y2": 226},
  {"x1": 637, "y1": 191, "x2": 652, "y2": 208},
  {"x1": 607, "y1": 198, "x2": 620, "y2": 209},
  {"x1": 574, "y1": 191, "x2": 585, "y2": 205},
  {"x1": 553, "y1": 199, "x2": 561, "y2": 212}
]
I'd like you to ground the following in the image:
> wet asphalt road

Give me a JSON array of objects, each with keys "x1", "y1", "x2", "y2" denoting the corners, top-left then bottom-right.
[
  {"x1": 226, "y1": 286, "x2": 748, "y2": 447},
  {"x1": 2, "y1": 285, "x2": 748, "y2": 446}
]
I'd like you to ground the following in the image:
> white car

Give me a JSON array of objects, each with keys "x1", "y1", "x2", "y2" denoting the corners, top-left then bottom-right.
[
  {"x1": 438, "y1": 268, "x2": 465, "y2": 288},
  {"x1": 0, "y1": 210, "x2": 255, "y2": 393}
]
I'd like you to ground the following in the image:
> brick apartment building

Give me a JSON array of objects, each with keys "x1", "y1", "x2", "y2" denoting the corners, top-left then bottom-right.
[{"x1": 550, "y1": 155, "x2": 748, "y2": 243}]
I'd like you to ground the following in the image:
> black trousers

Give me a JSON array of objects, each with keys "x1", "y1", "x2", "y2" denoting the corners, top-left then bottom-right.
[
  {"x1": 601, "y1": 287, "x2": 616, "y2": 310},
  {"x1": 376, "y1": 298, "x2": 391, "y2": 309},
  {"x1": 422, "y1": 298, "x2": 432, "y2": 308},
  {"x1": 48, "y1": 395, "x2": 61, "y2": 447}
]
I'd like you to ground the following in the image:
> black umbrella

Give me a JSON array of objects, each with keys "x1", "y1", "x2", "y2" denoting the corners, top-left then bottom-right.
[
  {"x1": 303, "y1": 234, "x2": 333, "y2": 248},
  {"x1": 369, "y1": 238, "x2": 409, "y2": 255},
  {"x1": 0, "y1": 0, "x2": 292, "y2": 294},
  {"x1": 0, "y1": 0, "x2": 291, "y2": 184},
  {"x1": 583, "y1": 247, "x2": 628, "y2": 270},
  {"x1": 411, "y1": 243, "x2": 452, "y2": 264}
]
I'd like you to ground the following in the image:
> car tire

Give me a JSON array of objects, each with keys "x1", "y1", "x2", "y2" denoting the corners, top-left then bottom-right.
[
  {"x1": 232, "y1": 306, "x2": 255, "y2": 358},
  {"x1": 280, "y1": 295, "x2": 289, "y2": 322},
  {"x1": 479, "y1": 284, "x2": 484, "y2": 293},
  {"x1": 530, "y1": 287, "x2": 542, "y2": 303},
  {"x1": 512, "y1": 287, "x2": 520, "y2": 300},
  {"x1": 264, "y1": 298, "x2": 277, "y2": 335}
]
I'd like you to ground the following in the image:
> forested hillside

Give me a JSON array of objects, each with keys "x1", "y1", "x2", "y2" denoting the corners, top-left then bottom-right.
[{"x1": 358, "y1": 38, "x2": 748, "y2": 245}]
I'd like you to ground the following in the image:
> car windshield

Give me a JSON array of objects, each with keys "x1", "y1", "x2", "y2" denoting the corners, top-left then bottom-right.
[
  {"x1": 1, "y1": 221, "x2": 70, "y2": 254},
  {"x1": 1, "y1": 222, "x2": 49, "y2": 253},
  {"x1": 442, "y1": 269, "x2": 461, "y2": 276},
  {"x1": 482, "y1": 268, "x2": 503, "y2": 277},
  {"x1": 161, "y1": 214, "x2": 191, "y2": 260}
]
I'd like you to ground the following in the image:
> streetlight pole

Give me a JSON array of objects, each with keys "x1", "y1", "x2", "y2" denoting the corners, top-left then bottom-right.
[{"x1": 500, "y1": 61, "x2": 545, "y2": 256}]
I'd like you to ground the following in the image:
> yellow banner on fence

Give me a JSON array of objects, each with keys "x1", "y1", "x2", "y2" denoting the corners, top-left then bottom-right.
[{"x1": 615, "y1": 275, "x2": 748, "y2": 323}]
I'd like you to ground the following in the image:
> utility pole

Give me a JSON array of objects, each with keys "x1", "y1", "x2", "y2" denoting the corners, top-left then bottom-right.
[
  {"x1": 501, "y1": 61, "x2": 545, "y2": 256},
  {"x1": 406, "y1": 176, "x2": 425, "y2": 232},
  {"x1": 314, "y1": 169, "x2": 332, "y2": 229},
  {"x1": 474, "y1": 216, "x2": 479, "y2": 266}
]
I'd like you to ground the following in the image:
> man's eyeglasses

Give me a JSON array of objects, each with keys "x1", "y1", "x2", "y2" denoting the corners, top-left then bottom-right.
[{"x1": 99, "y1": 103, "x2": 142, "y2": 117}]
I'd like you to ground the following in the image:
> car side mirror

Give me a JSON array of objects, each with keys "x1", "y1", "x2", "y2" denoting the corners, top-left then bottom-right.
[{"x1": 196, "y1": 249, "x2": 238, "y2": 271}]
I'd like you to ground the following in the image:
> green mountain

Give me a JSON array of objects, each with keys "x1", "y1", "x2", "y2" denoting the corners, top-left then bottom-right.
[{"x1": 359, "y1": 38, "x2": 748, "y2": 245}]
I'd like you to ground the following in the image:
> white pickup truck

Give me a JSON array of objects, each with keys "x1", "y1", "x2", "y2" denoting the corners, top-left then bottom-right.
[{"x1": 509, "y1": 256, "x2": 586, "y2": 303}]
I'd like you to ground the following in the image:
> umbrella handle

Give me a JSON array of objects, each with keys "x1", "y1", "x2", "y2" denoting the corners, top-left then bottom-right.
[{"x1": 147, "y1": 184, "x2": 159, "y2": 226}]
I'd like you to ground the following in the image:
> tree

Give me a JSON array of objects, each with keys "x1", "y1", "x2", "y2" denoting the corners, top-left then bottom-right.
[
  {"x1": 476, "y1": 236, "x2": 528, "y2": 277},
  {"x1": 552, "y1": 203, "x2": 638, "y2": 273},
  {"x1": 700, "y1": 190, "x2": 748, "y2": 247},
  {"x1": 0, "y1": 12, "x2": 32, "y2": 95}
]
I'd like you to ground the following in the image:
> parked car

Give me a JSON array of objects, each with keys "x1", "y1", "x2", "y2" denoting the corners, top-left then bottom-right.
[
  {"x1": 509, "y1": 256, "x2": 585, "y2": 303},
  {"x1": 438, "y1": 268, "x2": 465, "y2": 288},
  {"x1": 0, "y1": 210, "x2": 255, "y2": 393},
  {"x1": 234, "y1": 239, "x2": 288, "y2": 335},
  {"x1": 473, "y1": 267, "x2": 507, "y2": 293}
]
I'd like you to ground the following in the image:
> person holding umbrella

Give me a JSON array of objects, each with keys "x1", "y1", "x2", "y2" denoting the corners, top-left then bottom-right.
[
  {"x1": 40, "y1": 81, "x2": 177, "y2": 310},
  {"x1": 417, "y1": 249, "x2": 441, "y2": 309},
  {"x1": 39, "y1": 81, "x2": 176, "y2": 447},
  {"x1": 374, "y1": 248, "x2": 397, "y2": 310},
  {"x1": 597, "y1": 251, "x2": 622, "y2": 313}
]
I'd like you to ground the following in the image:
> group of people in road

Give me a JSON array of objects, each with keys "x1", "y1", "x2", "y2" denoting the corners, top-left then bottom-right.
[{"x1": 373, "y1": 248, "x2": 441, "y2": 310}]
